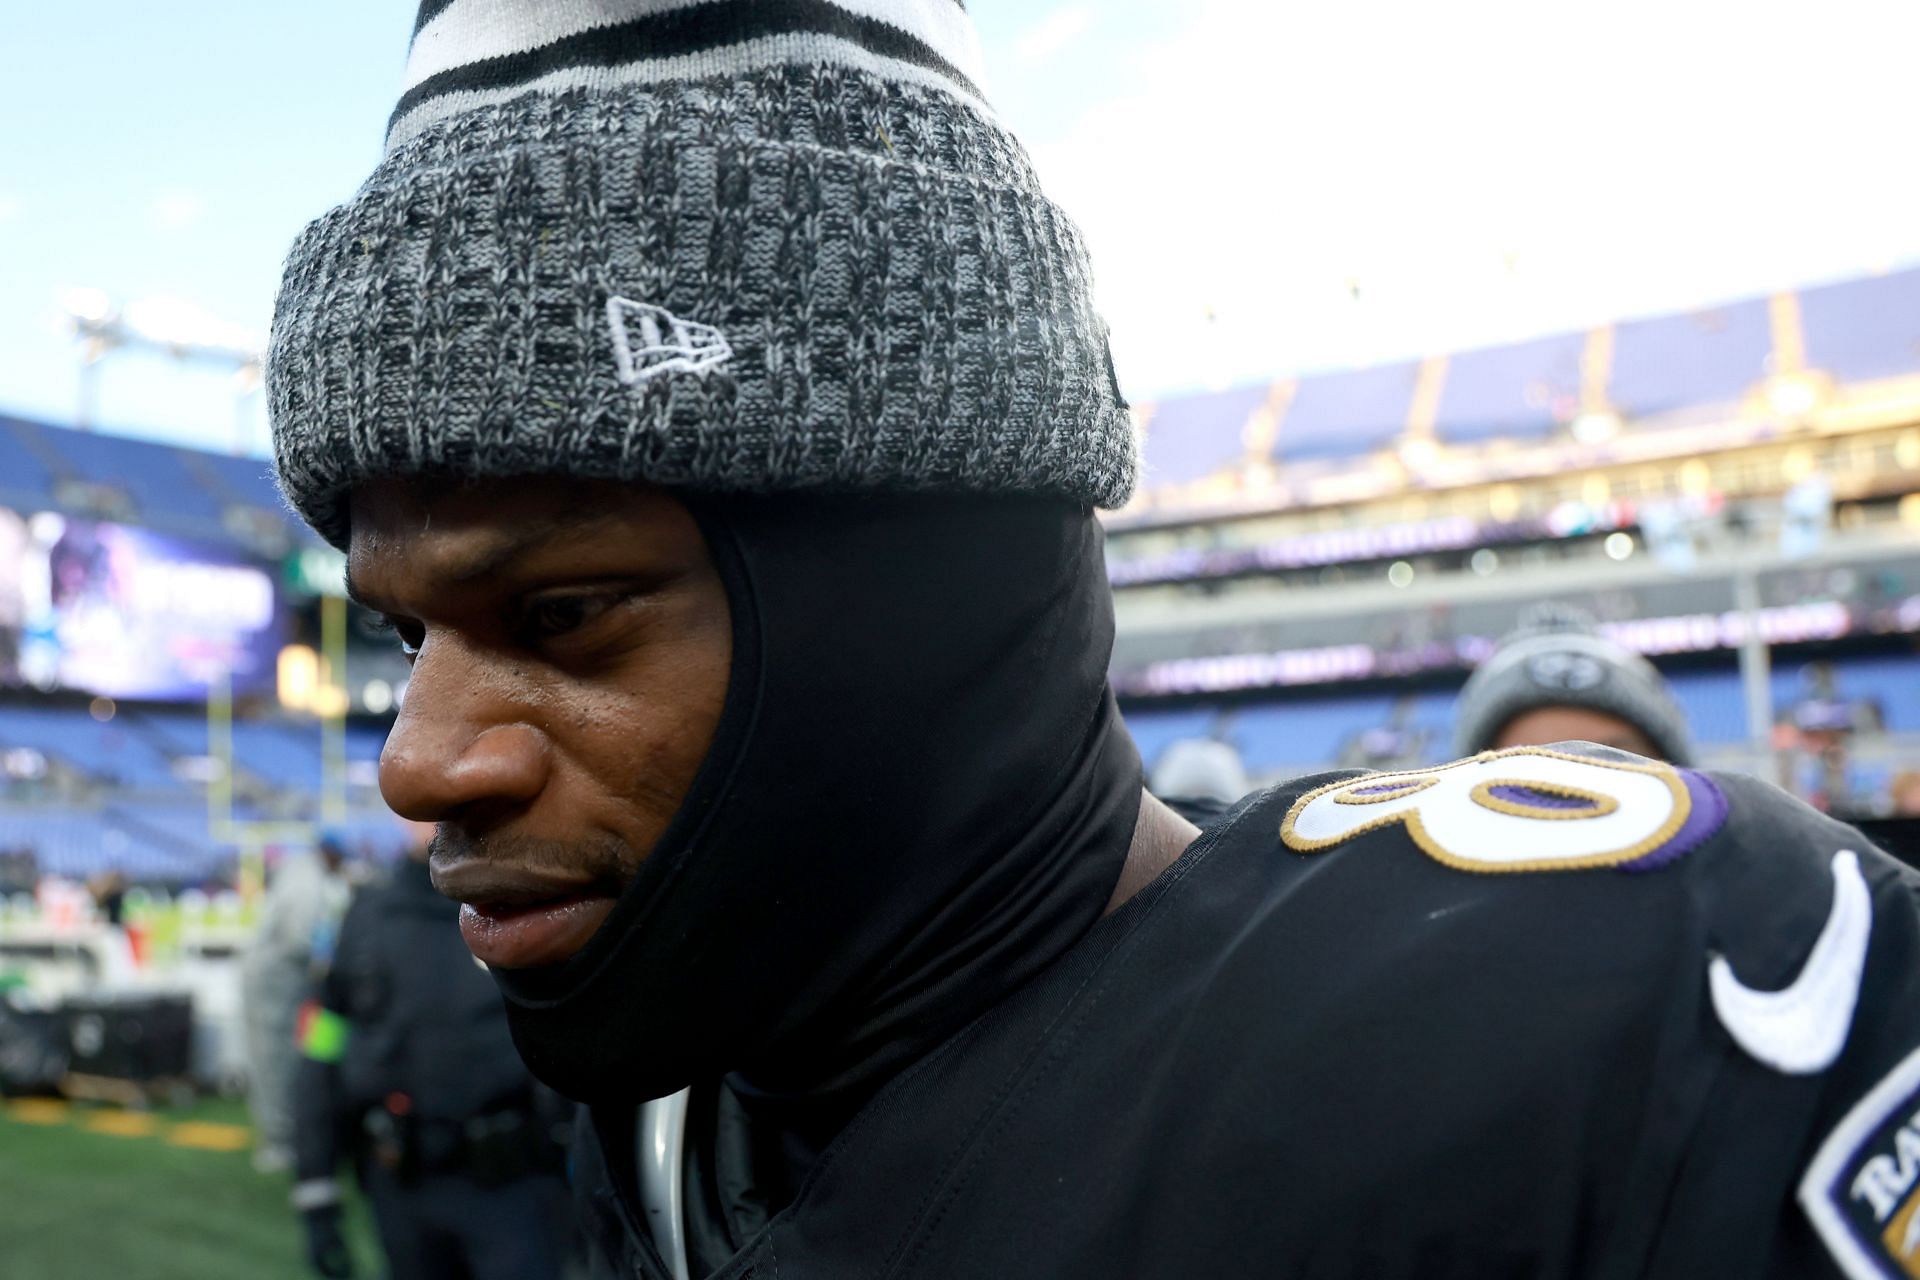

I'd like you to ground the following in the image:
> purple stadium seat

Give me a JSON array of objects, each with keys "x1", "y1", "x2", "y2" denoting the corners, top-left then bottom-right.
[
  {"x1": 1140, "y1": 383, "x2": 1270, "y2": 489},
  {"x1": 35, "y1": 422, "x2": 228, "y2": 529},
  {"x1": 0, "y1": 415, "x2": 59, "y2": 507},
  {"x1": 199, "y1": 451, "x2": 287, "y2": 513},
  {"x1": 1610, "y1": 299, "x2": 1772, "y2": 418},
  {"x1": 1275, "y1": 361, "x2": 1420, "y2": 462},
  {"x1": 1434, "y1": 332, "x2": 1585, "y2": 444},
  {"x1": 1799, "y1": 267, "x2": 1920, "y2": 384}
]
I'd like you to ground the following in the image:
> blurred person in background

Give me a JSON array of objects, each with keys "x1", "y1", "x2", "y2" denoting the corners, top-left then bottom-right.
[
  {"x1": 1891, "y1": 770, "x2": 1920, "y2": 818},
  {"x1": 265, "y1": 3, "x2": 1920, "y2": 1277},
  {"x1": 86, "y1": 866, "x2": 128, "y2": 928},
  {"x1": 242, "y1": 832, "x2": 351, "y2": 1173},
  {"x1": 0, "y1": 506, "x2": 25, "y2": 684},
  {"x1": 1148, "y1": 737, "x2": 1250, "y2": 826},
  {"x1": 1452, "y1": 604, "x2": 1695, "y2": 763},
  {"x1": 291, "y1": 819, "x2": 567, "y2": 1280}
]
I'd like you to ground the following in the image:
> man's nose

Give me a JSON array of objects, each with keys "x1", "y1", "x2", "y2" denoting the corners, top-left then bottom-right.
[{"x1": 378, "y1": 641, "x2": 550, "y2": 823}]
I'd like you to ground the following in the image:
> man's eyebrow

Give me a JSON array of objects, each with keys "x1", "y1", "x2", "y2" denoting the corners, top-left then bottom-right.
[
  {"x1": 343, "y1": 503, "x2": 636, "y2": 610},
  {"x1": 436, "y1": 510, "x2": 630, "y2": 584}
]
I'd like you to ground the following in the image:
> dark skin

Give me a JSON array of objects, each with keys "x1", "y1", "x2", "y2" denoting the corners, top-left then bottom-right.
[
  {"x1": 1491, "y1": 705, "x2": 1663, "y2": 760},
  {"x1": 347, "y1": 477, "x2": 1194, "y2": 969}
]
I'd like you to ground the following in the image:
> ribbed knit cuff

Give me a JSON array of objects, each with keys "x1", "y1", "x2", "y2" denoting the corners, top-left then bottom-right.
[{"x1": 269, "y1": 67, "x2": 1136, "y2": 548}]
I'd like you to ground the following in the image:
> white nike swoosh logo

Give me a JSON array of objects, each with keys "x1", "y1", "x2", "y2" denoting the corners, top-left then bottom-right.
[{"x1": 1710, "y1": 850, "x2": 1873, "y2": 1076}]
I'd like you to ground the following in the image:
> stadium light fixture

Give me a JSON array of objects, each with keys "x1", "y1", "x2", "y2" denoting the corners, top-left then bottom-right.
[
  {"x1": 61, "y1": 287, "x2": 113, "y2": 325},
  {"x1": 1398, "y1": 438, "x2": 1441, "y2": 469},
  {"x1": 1570, "y1": 410, "x2": 1622, "y2": 444},
  {"x1": 27, "y1": 511, "x2": 65, "y2": 545},
  {"x1": 1896, "y1": 430, "x2": 1920, "y2": 471},
  {"x1": 277, "y1": 644, "x2": 319, "y2": 712},
  {"x1": 61, "y1": 288, "x2": 265, "y2": 439},
  {"x1": 1765, "y1": 373, "x2": 1822, "y2": 421},
  {"x1": 119, "y1": 296, "x2": 263, "y2": 362},
  {"x1": 309, "y1": 684, "x2": 351, "y2": 719},
  {"x1": 1782, "y1": 447, "x2": 1819, "y2": 485},
  {"x1": 362, "y1": 679, "x2": 394, "y2": 715}
]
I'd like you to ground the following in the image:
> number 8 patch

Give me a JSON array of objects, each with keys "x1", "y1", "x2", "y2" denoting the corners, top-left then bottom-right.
[{"x1": 1280, "y1": 746, "x2": 1728, "y2": 874}]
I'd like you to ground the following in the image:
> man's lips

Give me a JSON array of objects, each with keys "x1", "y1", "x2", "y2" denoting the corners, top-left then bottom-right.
[
  {"x1": 431, "y1": 862, "x2": 620, "y2": 970},
  {"x1": 458, "y1": 895, "x2": 616, "y2": 969}
]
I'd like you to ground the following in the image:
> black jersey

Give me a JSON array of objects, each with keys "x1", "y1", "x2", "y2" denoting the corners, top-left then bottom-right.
[
  {"x1": 293, "y1": 858, "x2": 545, "y2": 1186},
  {"x1": 575, "y1": 745, "x2": 1920, "y2": 1279}
]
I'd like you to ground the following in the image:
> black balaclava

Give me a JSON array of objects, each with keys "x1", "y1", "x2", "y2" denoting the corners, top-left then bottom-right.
[{"x1": 490, "y1": 492, "x2": 1144, "y2": 1113}]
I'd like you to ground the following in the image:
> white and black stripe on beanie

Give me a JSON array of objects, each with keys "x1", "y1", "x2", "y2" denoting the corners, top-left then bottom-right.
[
  {"x1": 268, "y1": 1, "x2": 1136, "y2": 549},
  {"x1": 1451, "y1": 606, "x2": 1697, "y2": 765},
  {"x1": 390, "y1": 0, "x2": 991, "y2": 147}
]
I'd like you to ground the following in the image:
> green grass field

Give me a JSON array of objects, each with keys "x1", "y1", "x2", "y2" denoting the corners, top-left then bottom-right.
[{"x1": 0, "y1": 1096, "x2": 380, "y2": 1279}]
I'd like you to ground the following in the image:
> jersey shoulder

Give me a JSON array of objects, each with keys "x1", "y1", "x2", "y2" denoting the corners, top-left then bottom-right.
[
  {"x1": 1237, "y1": 742, "x2": 1917, "y2": 1015},
  {"x1": 1263, "y1": 741, "x2": 1900, "y2": 889},
  {"x1": 1161, "y1": 747, "x2": 1920, "y2": 1276}
]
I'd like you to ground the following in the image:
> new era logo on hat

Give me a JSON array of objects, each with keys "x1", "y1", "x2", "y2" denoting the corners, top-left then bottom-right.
[
  {"x1": 606, "y1": 298, "x2": 734, "y2": 386},
  {"x1": 1526, "y1": 650, "x2": 1608, "y2": 692}
]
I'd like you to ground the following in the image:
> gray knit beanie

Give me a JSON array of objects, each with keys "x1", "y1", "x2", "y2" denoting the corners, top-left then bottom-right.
[
  {"x1": 1452, "y1": 605, "x2": 1696, "y2": 765},
  {"x1": 268, "y1": 1, "x2": 1137, "y2": 548},
  {"x1": 1149, "y1": 738, "x2": 1250, "y2": 807}
]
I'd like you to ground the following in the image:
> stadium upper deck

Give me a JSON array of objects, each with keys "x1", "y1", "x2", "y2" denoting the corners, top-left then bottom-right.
[
  {"x1": 1115, "y1": 265, "x2": 1920, "y2": 535},
  {"x1": 0, "y1": 414, "x2": 297, "y2": 555}
]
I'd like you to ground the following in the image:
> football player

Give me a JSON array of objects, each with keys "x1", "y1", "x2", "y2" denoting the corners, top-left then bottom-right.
[{"x1": 267, "y1": 4, "x2": 1920, "y2": 1277}]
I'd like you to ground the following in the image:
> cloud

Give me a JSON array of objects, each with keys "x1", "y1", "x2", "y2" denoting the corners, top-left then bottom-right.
[
  {"x1": 150, "y1": 190, "x2": 204, "y2": 229},
  {"x1": 1015, "y1": 0, "x2": 1920, "y2": 398},
  {"x1": 1015, "y1": 6, "x2": 1093, "y2": 65}
]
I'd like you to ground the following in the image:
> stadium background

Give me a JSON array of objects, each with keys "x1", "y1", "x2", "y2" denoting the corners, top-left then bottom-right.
[{"x1": 3, "y1": 4, "x2": 1920, "y2": 1275}]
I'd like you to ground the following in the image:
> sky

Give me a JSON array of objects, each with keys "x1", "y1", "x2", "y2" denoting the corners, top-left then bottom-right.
[{"x1": 4, "y1": 1, "x2": 1919, "y2": 456}]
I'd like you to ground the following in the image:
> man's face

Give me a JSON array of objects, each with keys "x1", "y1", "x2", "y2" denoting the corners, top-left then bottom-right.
[
  {"x1": 1491, "y1": 704, "x2": 1662, "y2": 760},
  {"x1": 347, "y1": 477, "x2": 731, "y2": 969}
]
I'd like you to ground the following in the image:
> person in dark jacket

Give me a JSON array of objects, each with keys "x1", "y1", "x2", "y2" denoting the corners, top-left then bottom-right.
[
  {"x1": 265, "y1": 5, "x2": 1920, "y2": 1278},
  {"x1": 290, "y1": 824, "x2": 567, "y2": 1279}
]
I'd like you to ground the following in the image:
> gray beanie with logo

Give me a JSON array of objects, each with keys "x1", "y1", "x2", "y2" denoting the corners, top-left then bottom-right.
[
  {"x1": 267, "y1": 1, "x2": 1137, "y2": 549},
  {"x1": 1452, "y1": 605, "x2": 1695, "y2": 765}
]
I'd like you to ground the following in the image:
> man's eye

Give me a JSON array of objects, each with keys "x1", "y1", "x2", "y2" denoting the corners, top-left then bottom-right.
[
  {"x1": 369, "y1": 616, "x2": 423, "y2": 657},
  {"x1": 522, "y1": 593, "x2": 619, "y2": 640}
]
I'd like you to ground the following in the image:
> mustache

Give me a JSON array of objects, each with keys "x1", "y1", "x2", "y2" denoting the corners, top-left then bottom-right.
[{"x1": 427, "y1": 825, "x2": 644, "y2": 889}]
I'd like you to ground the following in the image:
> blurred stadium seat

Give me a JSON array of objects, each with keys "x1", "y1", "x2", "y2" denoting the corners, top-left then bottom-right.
[
  {"x1": 0, "y1": 414, "x2": 61, "y2": 509},
  {"x1": 1139, "y1": 384, "x2": 1272, "y2": 488},
  {"x1": 0, "y1": 412, "x2": 300, "y2": 551},
  {"x1": 1432, "y1": 331, "x2": 1585, "y2": 445},
  {"x1": 1800, "y1": 269, "x2": 1920, "y2": 384},
  {"x1": 1273, "y1": 360, "x2": 1421, "y2": 462},
  {"x1": 1609, "y1": 299, "x2": 1772, "y2": 420},
  {"x1": 37, "y1": 426, "x2": 231, "y2": 533}
]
